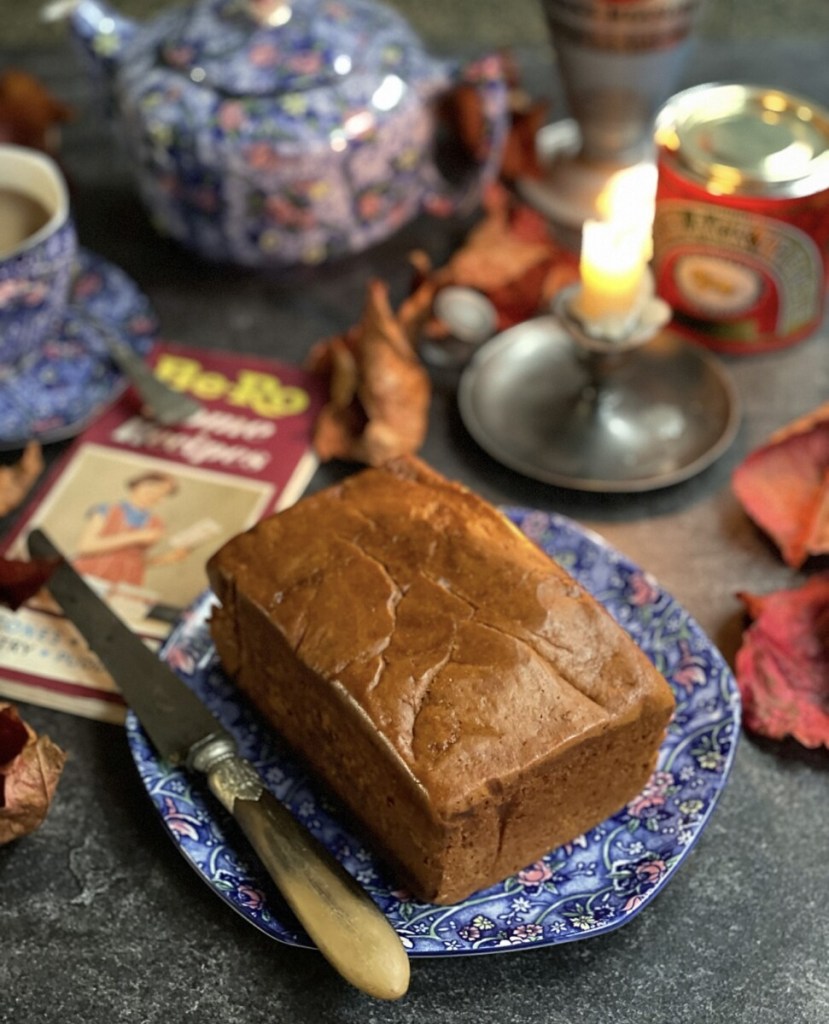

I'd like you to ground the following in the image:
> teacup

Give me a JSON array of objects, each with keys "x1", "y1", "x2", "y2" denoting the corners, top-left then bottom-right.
[{"x1": 0, "y1": 143, "x2": 77, "y2": 366}]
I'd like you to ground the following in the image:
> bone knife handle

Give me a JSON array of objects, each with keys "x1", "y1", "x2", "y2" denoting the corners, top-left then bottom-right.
[{"x1": 190, "y1": 739, "x2": 410, "y2": 1001}]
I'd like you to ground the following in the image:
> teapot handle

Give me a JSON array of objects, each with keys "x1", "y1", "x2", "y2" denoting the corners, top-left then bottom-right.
[{"x1": 421, "y1": 53, "x2": 510, "y2": 219}]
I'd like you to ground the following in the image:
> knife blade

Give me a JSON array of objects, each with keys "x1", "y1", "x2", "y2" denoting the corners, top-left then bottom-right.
[{"x1": 27, "y1": 527, "x2": 410, "y2": 1001}]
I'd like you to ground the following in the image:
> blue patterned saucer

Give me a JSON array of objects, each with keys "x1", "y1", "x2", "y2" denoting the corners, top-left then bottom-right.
[
  {"x1": 0, "y1": 248, "x2": 158, "y2": 450},
  {"x1": 126, "y1": 509, "x2": 741, "y2": 956}
]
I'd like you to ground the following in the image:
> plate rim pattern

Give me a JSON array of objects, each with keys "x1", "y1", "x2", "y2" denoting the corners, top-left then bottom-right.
[{"x1": 126, "y1": 507, "x2": 741, "y2": 957}]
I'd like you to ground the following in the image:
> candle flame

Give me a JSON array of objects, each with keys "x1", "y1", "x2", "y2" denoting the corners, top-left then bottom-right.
[
  {"x1": 596, "y1": 163, "x2": 658, "y2": 222},
  {"x1": 573, "y1": 163, "x2": 658, "y2": 328},
  {"x1": 596, "y1": 163, "x2": 658, "y2": 260}
]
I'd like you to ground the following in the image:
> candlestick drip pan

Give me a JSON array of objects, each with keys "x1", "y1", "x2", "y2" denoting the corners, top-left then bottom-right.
[{"x1": 457, "y1": 315, "x2": 741, "y2": 493}]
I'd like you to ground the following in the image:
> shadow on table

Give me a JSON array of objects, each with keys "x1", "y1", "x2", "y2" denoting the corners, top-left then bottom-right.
[{"x1": 742, "y1": 731, "x2": 829, "y2": 770}]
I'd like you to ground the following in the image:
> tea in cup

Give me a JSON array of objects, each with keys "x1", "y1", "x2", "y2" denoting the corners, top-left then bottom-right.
[{"x1": 0, "y1": 143, "x2": 77, "y2": 366}]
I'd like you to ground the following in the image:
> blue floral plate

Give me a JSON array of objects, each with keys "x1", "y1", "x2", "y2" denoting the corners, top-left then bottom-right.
[
  {"x1": 126, "y1": 508, "x2": 741, "y2": 956},
  {"x1": 0, "y1": 248, "x2": 158, "y2": 450}
]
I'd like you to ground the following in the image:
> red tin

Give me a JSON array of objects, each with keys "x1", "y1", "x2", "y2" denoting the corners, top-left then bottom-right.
[{"x1": 652, "y1": 83, "x2": 829, "y2": 353}]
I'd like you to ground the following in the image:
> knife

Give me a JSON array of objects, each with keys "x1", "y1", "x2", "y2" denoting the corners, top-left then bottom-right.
[{"x1": 27, "y1": 528, "x2": 410, "y2": 1001}]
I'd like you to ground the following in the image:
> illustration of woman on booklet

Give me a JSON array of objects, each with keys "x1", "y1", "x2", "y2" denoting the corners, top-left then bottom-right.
[{"x1": 72, "y1": 472, "x2": 191, "y2": 587}]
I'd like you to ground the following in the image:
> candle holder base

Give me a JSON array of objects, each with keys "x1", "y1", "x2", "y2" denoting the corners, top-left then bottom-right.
[{"x1": 457, "y1": 303, "x2": 741, "y2": 493}]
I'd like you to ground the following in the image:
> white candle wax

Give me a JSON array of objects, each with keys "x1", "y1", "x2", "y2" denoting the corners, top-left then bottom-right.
[{"x1": 574, "y1": 218, "x2": 650, "y2": 323}]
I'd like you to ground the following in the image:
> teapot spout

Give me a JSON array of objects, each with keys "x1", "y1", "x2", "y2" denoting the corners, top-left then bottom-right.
[{"x1": 42, "y1": 0, "x2": 137, "y2": 81}]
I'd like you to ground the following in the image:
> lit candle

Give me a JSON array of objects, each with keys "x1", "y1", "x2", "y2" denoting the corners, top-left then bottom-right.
[
  {"x1": 575, "y1": 218, "x2": 649, "y2": 322},
  {"x1": 572, "y1": 165, "x2": 657, "y2": 330}
]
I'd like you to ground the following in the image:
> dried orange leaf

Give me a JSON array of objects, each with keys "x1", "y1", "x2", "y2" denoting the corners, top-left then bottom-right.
[
  {"x1": 499, "y1": 90, "x2": 549, "y2": 183},
  {"x1": 0, "y1": 702, "x2": 66, "y2": 844},
  {"x1": 0, "y1": 69, "x2": 72, "y2": 154},
  {"x1": 441, "y1": 184, "x2": 553, "y2": 293},
  {"x1": 735, "y1": 576, "x2": 829, "y2": 749},
  {"x1": 439, "y1": 55, "x2": 547, "y2": 183},
  {"x1": 416, "y1": 184, "x2": 578, "y2": 333},
  {"x1": 432, "y1": 52, "x2": 508, "y2": 183},
  {"x1": 493, "y1": 48, "x2": 550, "y2": 182},
  {"x1": 732, "y1": 403, "x2": 829, "y2": 568},
  {"x1": 307, "y1": 280, "x2": 430, "y2": 467},
  {"x1": 439, "y1": 82, "x2": 490, "y2": 166}
]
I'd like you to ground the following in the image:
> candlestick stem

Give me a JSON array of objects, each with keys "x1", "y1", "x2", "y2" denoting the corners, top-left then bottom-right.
[{"x1": 519, "y1": 0, "x2": 703, "y2": 245}]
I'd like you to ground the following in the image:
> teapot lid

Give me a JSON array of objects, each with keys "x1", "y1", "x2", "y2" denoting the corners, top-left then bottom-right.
[{"x1": 158, "y1": 0, "x2": 431, "y2": 98}]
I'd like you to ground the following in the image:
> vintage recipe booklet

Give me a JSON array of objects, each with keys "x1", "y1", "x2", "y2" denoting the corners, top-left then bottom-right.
[{"x1": 0, "y1": 342, "x2": 327, "y2": 723}]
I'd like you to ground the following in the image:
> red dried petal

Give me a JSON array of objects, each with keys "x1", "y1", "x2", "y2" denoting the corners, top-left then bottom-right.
[
  {"x1": 0, "y1": 555, "x2": 60, "y2": 610},
  {"x1": 732, "y1": 403, "x2": 829, "y2": 568},
  {"x1": 735, "y1": 575, "x2": 829, "y2": 748},
  {"x1": 0, "y1": 704, "x2": 30, "y2": 771}
]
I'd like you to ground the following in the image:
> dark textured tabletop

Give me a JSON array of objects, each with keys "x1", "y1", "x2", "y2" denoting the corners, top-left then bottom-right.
[{"x1": 1, "y1": 18, "x2": 828, "y2": 1024}]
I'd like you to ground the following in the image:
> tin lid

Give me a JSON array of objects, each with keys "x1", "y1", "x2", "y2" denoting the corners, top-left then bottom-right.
[{"x1": 656, "y1": 83, "x2": 829, "y2": 197}]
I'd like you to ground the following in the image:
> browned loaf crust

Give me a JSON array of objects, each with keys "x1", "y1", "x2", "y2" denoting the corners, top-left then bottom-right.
[{"x1": 206, "y1": 455, "x2": 675, "y2": 905}]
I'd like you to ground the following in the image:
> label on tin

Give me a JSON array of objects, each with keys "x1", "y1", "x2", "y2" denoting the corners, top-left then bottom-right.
[{"x1": 653, "y1": 199, "x2": 824, "y2": 347}]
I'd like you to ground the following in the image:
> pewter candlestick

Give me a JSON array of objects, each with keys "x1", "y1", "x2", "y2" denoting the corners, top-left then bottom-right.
[
  {"x1": 458, "y1": 278, "x2": 741, "y2": 492},
  {"x1": 519, "y1": 0, "x2": 703, "y2": 248}
]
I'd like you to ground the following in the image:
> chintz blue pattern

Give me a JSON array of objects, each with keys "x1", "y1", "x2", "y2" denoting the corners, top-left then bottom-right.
[
  {"x1": 126, "y1": 508, "x2": 741, "y2": 956},
  {"x1": 68, "y1": 0, "x2": 509, "y2": 269},
  {"x1": 0, "y1": 210, "x2": 76, "y2": 366},
  {"x1": 0, "y1": 249, "x2": 158, "y2": 449}
]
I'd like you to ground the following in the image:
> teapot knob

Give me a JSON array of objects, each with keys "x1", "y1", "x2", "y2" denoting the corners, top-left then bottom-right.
[{"x1": 247, "y1": 0, "x2": 293, "y2": 26}]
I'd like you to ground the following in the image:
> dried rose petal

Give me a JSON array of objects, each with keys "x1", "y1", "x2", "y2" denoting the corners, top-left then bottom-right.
[
  {"x1": 0, "y1": 705, "x2": 29, "y2": 764},
  {"x1": 735, "y1": 575, "x2": 829, "y2": 749},
  {"x1": 0, "y1": 555, "x2": 60, "y2": 610},
  {"x1": 732, "y1": 402, "x2": 829, "y2": 568},
  {"x1": 0, "y1": 703, "x2": 66, "y2": 844}
]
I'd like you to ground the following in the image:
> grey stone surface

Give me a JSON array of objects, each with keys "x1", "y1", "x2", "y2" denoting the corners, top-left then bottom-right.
[
  {"x1": 2, "y1": 0, "x2": 829, "y2": 48},
  {"x1": 0, "y1": 29, "x2": 827, "y2": 1024}
]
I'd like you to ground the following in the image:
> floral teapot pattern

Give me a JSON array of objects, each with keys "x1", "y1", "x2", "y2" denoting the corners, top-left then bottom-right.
[{"x1": 59, "y1": 0, "x2": 510, "y2": 269}]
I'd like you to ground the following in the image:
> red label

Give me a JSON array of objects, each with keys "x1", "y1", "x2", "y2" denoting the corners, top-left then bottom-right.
[{"x1": 653, "y1": 153, "x2": 829, "y2": 354}]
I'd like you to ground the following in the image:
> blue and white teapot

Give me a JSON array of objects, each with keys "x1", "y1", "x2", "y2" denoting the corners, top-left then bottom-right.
[{"x1": 56, "y1": 0, "x2": 509, "y2": 268}]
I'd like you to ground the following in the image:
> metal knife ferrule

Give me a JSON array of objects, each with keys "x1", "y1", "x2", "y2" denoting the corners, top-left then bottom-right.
[{"x1": 188, "y1": 735, "x2": 264, "y2": 813}]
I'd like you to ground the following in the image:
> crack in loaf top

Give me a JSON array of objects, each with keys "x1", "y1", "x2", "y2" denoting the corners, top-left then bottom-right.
[{"x1": 214, "y1": 456, "x2": 660, "y2": 814}]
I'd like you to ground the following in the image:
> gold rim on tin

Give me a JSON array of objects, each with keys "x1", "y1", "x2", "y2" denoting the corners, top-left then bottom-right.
[{"x1": 655, "y1": 82, "x2": 829, "y2": 196}]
